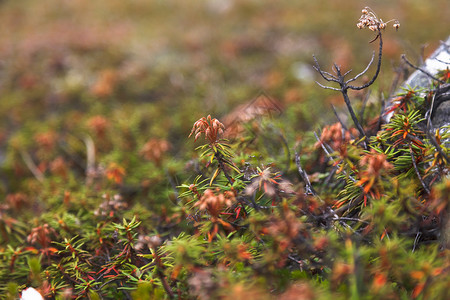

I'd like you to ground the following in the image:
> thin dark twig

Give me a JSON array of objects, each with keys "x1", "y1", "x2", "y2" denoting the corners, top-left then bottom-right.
[
  {"x1": 215, "y1": 153, "x2": 249, "y2": 216},
  {"x1": 342, "y1": 88, "x2": 367, "y2": 143},
  {"x1": 20, "y1": 150, "x2": 44, "y2": 183},
  {"x1": 412, "y1": 231, "x2": 422, "y2": 253},
  {"x1": 376, "y1": 96, "x2": 385, "y2": 132},
  {"x1": 152, "y1": 247, "x2": 175, "y2": 298},
  {"x1": 348, "y1": 31, "x2": 383, "y2": 90},
  {"x1": 435, "y1": 58, "x2": 450, "y2": 64},
  {"x1": 276, "y1": 128, "x2": 291, "y2": 172},
  {"x1": 426, "y1": 92, "x2": 436, "y2": 129},
  {"x1": 323, "y1": 166, "x2": 337, "y2": 187},
  {"x1": 388, "y1": 63, "x2": 405, "y2": 99},
  {"x1": 165, "y1": 169, "x2": 180, "y2": 203},
  {"x1": 215, "y1": 153, "x2": 234, "y2": 185},
  {"x1": 331, "y1": 105, "x2": 349, "y2": 132},
  {"x1": 313, "y1": 31, "x2": 385, "y2": 145},
  {"x1": 313, "y1": 55, "x2": 339, "y2": 82},
  {"x1": 401, "y1": 54, "x2": 445, "y2": 84},
  {"x1": 359, "y1": 90, "x2": 371, "y2": 125},
  {"x1": 313, "y1": 132, "x2": 359, "y2": 185},
  {"x1": 314, "y1": 132, "x2": 336, "y2": 160},
  {"x1": 295, "y1": 151, "x2": 317, "y2": 196},
  {"x1": 249, "y1": 193, "x2": 260, "y2": 211},
  {"x1": 315, "y1": 81, "x2": 341, "y2": 91},
  {"x1": 347, "y1": 51, "x2": 376, "y2": 84},
  {"x1": 425, "y1": 92, "x2": 449, "y2": 163},
  {"x1": 343, "y1": 69, "x2": 353, "y2": 77},
  {"x1": 425, "y1": 122, "x2": 449, "y2": 163},
  {"x1": 338, "y1": 217, "x2": 370, "y2": 224},
  {"x1": 334, "y1": 194, "x2": 364, "y2": 216},
  {"x1": 409, "y1": 146, "x2": 430, "y2": 195}
]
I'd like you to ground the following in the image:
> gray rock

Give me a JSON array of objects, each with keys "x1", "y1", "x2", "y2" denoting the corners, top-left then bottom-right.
[{"x1": 386, "y1": 36, "x2": 450, "y2": 131}]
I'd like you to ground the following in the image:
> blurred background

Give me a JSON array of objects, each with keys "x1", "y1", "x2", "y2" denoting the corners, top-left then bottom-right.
[{"x1": 0, "y1": 0, "x2": 449, "y2": 159}]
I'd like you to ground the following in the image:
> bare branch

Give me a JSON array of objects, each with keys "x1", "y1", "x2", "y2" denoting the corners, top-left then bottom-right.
[
  {"x1": 348, "y1": 31, "x2": 383, "y2": 90},
  {"x1": 347, "y1": 52, "x2": 375, "y2": 84},
  {"x1": 314, "y1": 132, "x2": 336, "y2": 161},
  {"x1": 426, "y1": 92, "x2": 436, "y2": 129},
  {"x1": 376, "y1": 96, "x2": 386, "y2": 132},
  {"x1": 342, "y1": 89, "x2": 367, "y2": 144},
  {"x1": 401, "y1": 54, "x2": 445, "y2": 84},
  {"x1": 20, "y1": 150, "x2": 44, "y2": 183},
  {"x1": 409, "y1": 146, "x2": 430, "y2": 195},
  {"x1": 412, "y1": 231, "x2": 422, "y2": 253},
  {"x1": 342, "y1": 69, "x2": 353, "y2": 77},
  {"x1": 313, "y1": 55, "x2": 339, "y2": 82},
  {"x1": 295, "y1": 151, "x2": 317, "y2": 196},
  {"x1": 315, "y1": 81, "x2": 341, "y2": 91},
  {"x1": 359, "y1": 89, "x2": 371, "y2": 124},
  {"x1": 331, "y1": 104, "x2": 350, "y2": 132},
  {"x1": 426, "y1": 121, "x2": 450, "y2": 163}
]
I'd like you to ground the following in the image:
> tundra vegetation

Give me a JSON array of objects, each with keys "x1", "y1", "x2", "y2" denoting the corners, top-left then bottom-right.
[{"x1": 0, "y1": 2, "x2": 449, "y2": 300}]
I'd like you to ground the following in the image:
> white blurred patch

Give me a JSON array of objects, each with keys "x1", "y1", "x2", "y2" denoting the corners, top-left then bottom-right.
[
  {"x1": 21, "y1": 287, "x2": 44, "y2": 300},
  {"x1": 206, "y1": 0, "x2": 234, "y2": 14},
  {"x1": 292, "y1": 62, "x2": 315, "y2": 83}
]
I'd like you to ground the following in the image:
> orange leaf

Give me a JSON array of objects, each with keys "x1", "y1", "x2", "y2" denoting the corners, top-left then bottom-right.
[
  {"x1": 412, "y1": 282, "x2": 425, "y2": 298},
  {"x1": 432, "y1": 267, "x2": 443, "y2": 276},
  {"x1": 373, "y1": 273, "x2": 387, "y2": 288},
  {"x1": 410, "y1": 270, "x2": 424, "y2": 280},
  {"x1": 171, "y1": 265, "x2": 182, "y2": 280}
]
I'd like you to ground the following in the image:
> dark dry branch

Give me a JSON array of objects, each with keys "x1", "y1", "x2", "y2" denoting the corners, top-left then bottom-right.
[
  {"x1": 215, "y1": 152, "x2": 249, "y2": 216},
  {"x1": 401, "y1": 54, "x2": 445, "y2": 84},
  {"x1": 214, "y1": 152, "x2": 234, "y2": 185},
  {"x1": 429, "y1": 83, "x2": 450, "y2": 119},
  {"x1": 409, "y1": 146, "x2": 431, "y2": 195},
  {"x1": 426, "y1": 92, "x2": 436, "y2": 129},
  {"x1": 313, "y1": 30, "x2": 384, "y2": 144},
  {"x1": 313, "y1": 132, "x2": 360, "y2": 185},
  {"x1": 165, "y1": 169, "x2": 180, "y2": 203},
  {"x1": 331, "y1": 104, "x2": 350, "y2": 133},
  {"x1": 412, "y1": 231, "x2": 422, "y2": 253},
  {"x1": 347, "y1": 31, "x2": 383, "y2": 90},
  {"x1": 388, "y1": 63, "x2": 406, "y2": 99},
  {"x1": 425, "y1": 122, "x2": 450, "y2": 164},
  {"x1": 295, "y1": 151, "x2": 317, "y2": 196},
  {"x1": 425, "y1": 92, "x2": 450, "y2": 163},
  {"x1": 314, "y1": 132, "x2": 336, "y2": 160},
  {"x1": 376, "y1": 96, "x2": 386, "y2": 132},
  {"x1": 359, "y1": 90, "x2": 371, "y2": 125}
]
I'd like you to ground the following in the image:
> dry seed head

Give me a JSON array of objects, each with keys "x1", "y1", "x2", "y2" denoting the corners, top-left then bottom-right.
[{"x1": 356, "y1": 7, "x2": 399, "y2": 32}]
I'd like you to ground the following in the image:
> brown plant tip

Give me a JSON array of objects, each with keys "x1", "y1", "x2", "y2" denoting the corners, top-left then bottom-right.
[
  {"x1": 194, "y1": 188, "x2": 236, "y2": 217},
  {"x1": 189, "y1": 115, "x2": 225, "y2": 144}
]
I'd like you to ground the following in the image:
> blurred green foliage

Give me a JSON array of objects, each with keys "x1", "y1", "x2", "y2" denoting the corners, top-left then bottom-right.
[{"x1": 0, "y1": 1, "x2": 449, "y2": 299}]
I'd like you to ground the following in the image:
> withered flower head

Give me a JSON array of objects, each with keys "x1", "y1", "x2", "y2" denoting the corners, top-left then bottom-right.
[
  {"x1": 245, "y1": 167, "x2": 293, "y2": 197},
  {"x1": 356, "y1": 7, "x2": 400, "y2": 31},
  {"x1": 87, "y1": 115, "x2": 110, "y2": 138},
  {"x1": 140, "y1": 138, "x2": 171, "y2": 165},
  {"x1": 315, "y1": 122, "x2": 357, "y2": 150},
  {"x1": 194, "y1": 189, "x2": 235, "y2": 216},
  {"x1": 189, "y1": 115, "x2": 225, "y2": 144},
  {"x1": 359, "y1": 149, "x2": 393, "y2": 177}
]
